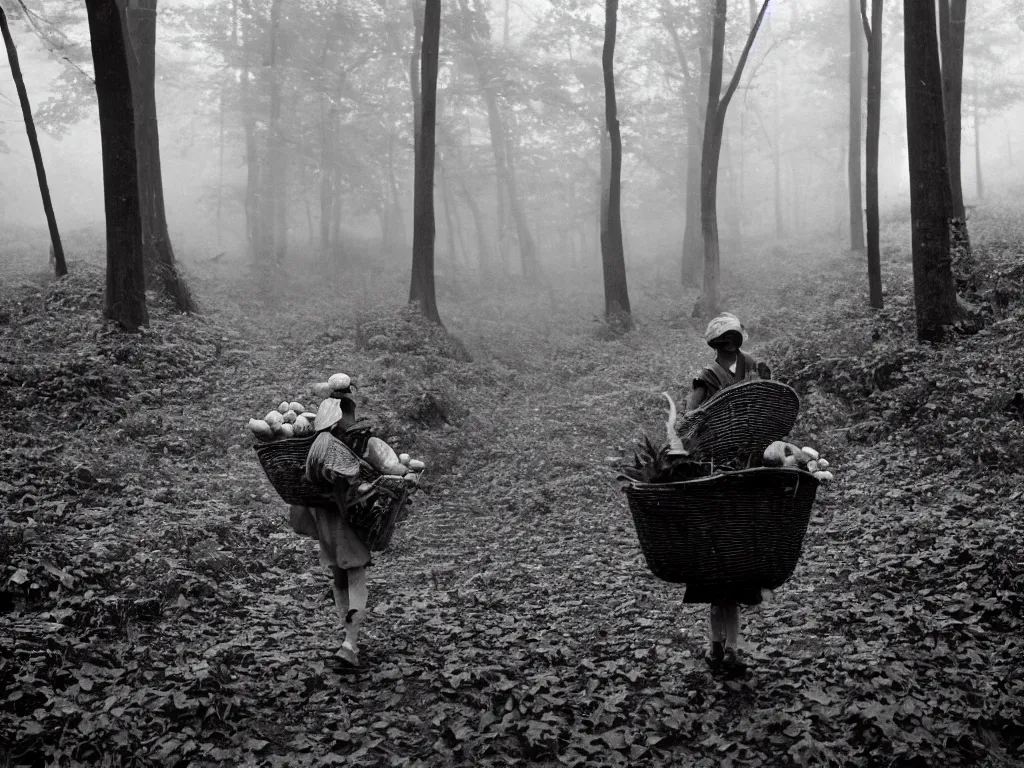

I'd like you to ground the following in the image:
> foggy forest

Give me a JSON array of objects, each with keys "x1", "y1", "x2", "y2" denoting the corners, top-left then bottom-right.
[{"x1": 2, "y1": 0, "x2": 1023, "y2": 764}]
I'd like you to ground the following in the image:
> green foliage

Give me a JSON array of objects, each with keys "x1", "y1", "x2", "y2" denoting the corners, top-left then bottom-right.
[
  {"x1": 3, "y1": 206, "x2": 1024, "y2": 766},
  {"x1": 619, "y1": 434, "x2": 695, "y2": 483}
]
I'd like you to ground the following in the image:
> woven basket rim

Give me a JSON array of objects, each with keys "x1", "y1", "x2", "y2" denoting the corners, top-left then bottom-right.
[
  {"x1": 685, "y1": 378, "x2": 797, "y2": 414},
  {"x1": 624, "y1": 465, "x2": 819, "y2": 490},
  {"x1": 253, "y1": 434, "x2": 316, "y2": 450}
]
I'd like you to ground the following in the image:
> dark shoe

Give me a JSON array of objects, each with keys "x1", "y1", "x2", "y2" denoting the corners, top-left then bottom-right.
[
  {"x1": 705, "y1": 641, "x2": 725, "y2": 670},
  {"x1": 722, "y1": 647, "x2": 748, "y2": 677}
]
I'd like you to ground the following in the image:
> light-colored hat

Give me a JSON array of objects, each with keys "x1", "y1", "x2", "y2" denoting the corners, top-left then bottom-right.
[{"x1": 704, "y1": 312, "x2": 745, "y2": 346}]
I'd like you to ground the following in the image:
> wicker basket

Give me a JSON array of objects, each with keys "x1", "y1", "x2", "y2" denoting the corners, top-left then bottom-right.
[
  {"x1": 254, "y1": 434, "x2": 379, "y2": 507},
  {"x1": 676, "y1": 379, "x2": 801, "y2": 464},
  {"x1": 626, "y1": 379, "x2": 816, "y2": 587},
  {"x1": 254, "y1": 434, "x2": 413, "y2": 551},
  {"x1": 346, "y1": 475, "x2": 411, "y2": 551},
  {"x1": 254, "y1": 435, "x2": 330, "y2": 506},
  {"x1": 625, "y1": 467, "x2": 818, "y2": 586}
]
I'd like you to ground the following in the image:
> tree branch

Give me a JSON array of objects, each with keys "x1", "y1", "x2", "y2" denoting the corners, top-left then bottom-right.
[
  {"x1": 719, "y1": 0, "x2": 769, "y2": 116},
  {"x1": 859, "y1": 0, "x2": 872, "y2": 42},
  {"x1": 659, "y1": 0, "x2": 691, "y2": 86},
  {"x1": 12, "y1": 0, "x2": 95, "y2": 84}
]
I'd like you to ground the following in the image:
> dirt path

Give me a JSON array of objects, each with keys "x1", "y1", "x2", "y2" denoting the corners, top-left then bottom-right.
[{"x1": 186, "y1": 263, "x2": 852, "y2": 766}]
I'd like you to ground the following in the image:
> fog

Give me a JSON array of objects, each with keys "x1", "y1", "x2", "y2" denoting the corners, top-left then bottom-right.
[{"x1": 1, "y1": 0, "x2": 1022, "y2": 277}]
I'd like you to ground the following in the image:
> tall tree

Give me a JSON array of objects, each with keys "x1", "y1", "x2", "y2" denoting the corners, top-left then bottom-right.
[
  {"x1": 125, "y1": 0, "x2": 194, "y2": 312},
  {"x1": 661, "y1": 0, "x2": 709, "y2": 285},
  {"x1": 937, "y1": 0, "x2": 974, "y2": 290},
  {"x1": 903, "y1": 0, "x2": 960, "y2": 341},
  {"x1": 700, "y1": 0, "x2": 770, "y2": 317},
  {"x1": 409, "y1": 0, "x2": 442, "y2": 324},
  {"x1": 937, "y1": 0, "x2": 968, "y2": 219},
  {"x1": 267, "y1": 0, "x2": 286, "y2": 265},
  {"x1": 458, "y1": 0, "x2": 539, "y2": 282},
  {"x1": 237, "y1": 0, "x2": 263, "y2": 262},
  {"x1": 85, "y1": 0, "x2": 148, "y2": 331},
  {"x1": 600, "y1": 0, "x2": 631, "y2": 324},
  {"x1": 0, "y1": 4, "x2": 67, "y2": 278},
  {"x1": 972, "y1": 76, "x2": 983, "y2": 199},
  {"x1": 848, "y1": 0, "x2": 865, "y2": 252},
  {"x1": 860, "y1": 0, "x2": 884, "y2": 309},
  {"x1": 409, "y1": 0, "x2": 423, "y2": 162}
]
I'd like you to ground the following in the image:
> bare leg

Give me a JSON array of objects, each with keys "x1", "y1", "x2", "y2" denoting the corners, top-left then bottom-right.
[
  {"x1": 724, "y1": 604, "x2": 741, "y2": 649},
  {"x1": 331, "y1": 567, "x2": 350, "y2": 623},
  {"x1": 333, "y1": 566, "x2": 367, "y2": 665},
  {"x1": 722, "y1": 604, "x2": 747, "y2": 674},
  {"x1": 709, "y1": 605, "x2": 726, "y2": 644},
  {"x1": 343, "y1": 566, "x2": 367, "y2": 649},
  {"x1": 707, "y1": 605, "x2": 726, "y2": 668}
]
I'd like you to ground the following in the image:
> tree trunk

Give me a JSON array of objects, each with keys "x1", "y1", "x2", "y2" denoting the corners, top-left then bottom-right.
[
  {"x1": 973, "y1": 78, "x2": 983, "y2": 200},
  {"x1": 701, "y1": 0, "x2": 770, "y2": 318},
  {"x1": 217, "y1": 83, "x2": 225, "y2": 245},
  {"x1": 267, "y1": 0, "x2": 285, "y2": 266},
  {"x1": 862, "y1": 0, "x2": 884, "y2": 309},
  {"x1": 848, "y1": 0, "x2": 865, "y2": 251},
  {"x1": 304, "y1": 180, "x2": 313, "y2": 249},
  {"x1": 903, "y1": 0, "x2": 961, "y2": 341},
  {"x1": 0, "y1": 5, "x2": 67, "y2": 277},
  {"x1": 683, "y1": 111, "x2": 703, "y2": 284},
  {"x1": 772, "y1": 72, "x2": 784, "y2": 238},
  {"x1": 459, "y1": 178, "x2": 491, "y2": 274},
  {"x1": 462, "y1": 0, "x2": 523, "y2": 275},
  {"x1": 938, "y1": 0, "x2": 973, "y2": 290},
  {"x1": 85, "y1": 0, "x2": 148, "y2": 331},
  {"x1": 700, "y1": 1, "x2": 727, "y2": 317},
  {"x1": 408, "y1": 0, "x2": 424, "y2": 300},
  {"x1": 242, "y1": 72, "x2": 262, "y2": 261},
  {"x1": 440, "y1": 156, "x2": 467, "y2": 266},
  {"x1": 408, "y1": 0, "x2": 442, "y2": 324},
  {"x1": 410, "y1": 0, "x2": 423, "y2": 162},
  {"x1": 438, "y1": 155, "x2": 459, "y2": 265},
  {"x1": 331, "y1": 184, "x2": 342, "y2": 261},
  {"x1": 503, "y1": 126, "x2": 540, "y2": 282},
  {"x1": 480, "y1": 87, "x2": 510, "y2": 272},
  {"x1": 601, "y1": 0, "x2": 631, "y2": 323},
  {"x1": 937, "y1": 0, "x2": 967, "y2": 219},
  {"x1": 126, "y1": 0, "x2": 193, "y2": 312},
  {"x1": 385, "y1": 129, "x2": 408, "y2": 255},
  {"x1": 320, "y1": 107, "x2": 334, "y2": 258},
  {"x1": 239, "y1": 0, "x2": 262, "y2": 262}
]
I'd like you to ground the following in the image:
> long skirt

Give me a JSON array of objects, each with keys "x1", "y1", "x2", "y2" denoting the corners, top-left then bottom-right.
[
  {"x1": 289, "y1": 504, "x2": 371, "y2": 570},
  {"x1": 683, "y1": 583, "x2": 763, "y2": 606}
]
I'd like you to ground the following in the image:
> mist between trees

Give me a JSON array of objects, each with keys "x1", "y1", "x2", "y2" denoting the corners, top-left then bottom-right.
[{"x1": 0, "y1": 0, "x2": 1022, "y2": 334}]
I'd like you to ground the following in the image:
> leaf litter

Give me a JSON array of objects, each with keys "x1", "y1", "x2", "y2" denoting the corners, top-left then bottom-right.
[{"x1": 1, "y1": 208, "x2": 1023, "y2": 766}]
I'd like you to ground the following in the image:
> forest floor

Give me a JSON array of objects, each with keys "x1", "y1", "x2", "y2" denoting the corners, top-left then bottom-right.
[{"x1": 2, "y1": 208, "x2": 1023, "y2": 768}]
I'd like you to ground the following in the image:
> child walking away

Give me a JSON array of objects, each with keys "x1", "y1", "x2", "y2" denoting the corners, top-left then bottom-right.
[
  {"x1": 287, "y1": 378, "x2": 371, "y2": 666},
  {"x1": 249, "y1": 372, "x2": 426, "y2": 668},
  {"x1": 684, "y1": 313, "x2": 770, "y2": 675}
]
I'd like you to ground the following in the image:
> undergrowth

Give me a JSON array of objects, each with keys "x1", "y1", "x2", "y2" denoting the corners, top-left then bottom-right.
[{"x1": 2, "y1": 206, "x2": 1023, "y2": 766}]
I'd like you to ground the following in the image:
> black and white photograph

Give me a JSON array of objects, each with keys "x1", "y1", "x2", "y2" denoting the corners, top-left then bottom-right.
[{"x1": 1, "y1": 0, "x2": 1022, "y2": 764}]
